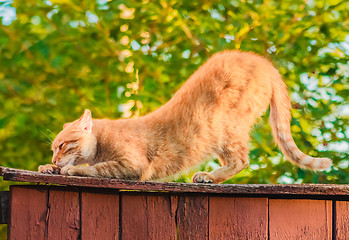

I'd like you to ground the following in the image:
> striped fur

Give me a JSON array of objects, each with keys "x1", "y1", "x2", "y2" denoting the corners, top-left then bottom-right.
[
  {"x1": 39, "y1": 50, "x2": 332, "y2": 183},
  {"x1": 269, "y1": 74, "x2": 332, "y2": 170}
]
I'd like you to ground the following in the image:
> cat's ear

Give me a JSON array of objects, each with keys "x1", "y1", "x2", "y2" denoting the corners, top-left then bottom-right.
[
  {"x1": 63, "y1": 122, "x2": 72, "y2": 129},
  {"x1": 79, "y1": 109, "x2": 93, "y2": 133}
]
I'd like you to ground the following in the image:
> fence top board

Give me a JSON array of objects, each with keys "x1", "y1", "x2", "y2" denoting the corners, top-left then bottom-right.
[{"x1": 1, "y1": 166, "x2": 349, "y2": 196}]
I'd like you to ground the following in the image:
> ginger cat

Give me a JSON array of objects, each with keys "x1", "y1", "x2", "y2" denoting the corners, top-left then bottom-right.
[{"x1": 39, "y1": 50, "x2": 332, "y2": 183}]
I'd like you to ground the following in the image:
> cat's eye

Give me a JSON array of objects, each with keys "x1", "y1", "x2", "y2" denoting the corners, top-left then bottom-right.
[{"x1": 58, "y1": 143, "x2": 64, "y2": 150}]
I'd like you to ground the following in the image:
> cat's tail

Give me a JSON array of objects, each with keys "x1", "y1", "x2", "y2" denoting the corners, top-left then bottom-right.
[{"x1": 269, "y1": 76, "x2": 332, "y2": 170}]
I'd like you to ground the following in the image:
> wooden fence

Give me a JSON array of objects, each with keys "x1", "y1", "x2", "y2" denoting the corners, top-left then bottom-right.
[{"x1": 1, "y1": 166, "x2": 349, "y2": 239}]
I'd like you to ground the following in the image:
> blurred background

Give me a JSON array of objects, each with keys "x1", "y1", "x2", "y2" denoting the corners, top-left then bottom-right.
[{"x1": 0, "y1": 0, "x2": 348, "y2": 190}]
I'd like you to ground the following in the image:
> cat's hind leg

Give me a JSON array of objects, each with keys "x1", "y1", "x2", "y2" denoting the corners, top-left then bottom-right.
[{"x1": 192, "y1": 143, "x2": 249, "y2": 184}]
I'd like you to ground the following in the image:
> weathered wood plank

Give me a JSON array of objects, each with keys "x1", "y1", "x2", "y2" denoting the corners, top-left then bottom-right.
[
  {"x1": 335, "y1": 201, "x2": 349, "y2": 240},
  {"x1": 8, "y1": 186, "x2": 48, "y2": 239},
  {"x1": 47, "y1": 189, "x2": 80, "y2": 240},
  {"x1": 0, "y1": 191, "x2": 9, "y2": 224},
  {"x1": 81, "y1": 191, "x2": 119, "y2": 239},
  {"x1": 269, "y1": 199, "x2": 332, "y2": 240},
  {"x1": 176, "y1": 194, "x2": 209, "y2": 240},
  {"x1": 140, "y1": 194, "x2": 176, "y2": 239},
  {"x1": 121, "y1": 193, "x2": 176, "y2": 239},
  {"x1": 1, "y1": 167, "x2": 349, "y2": 196},
  {"x1": 209, "y1": 197, "x2": 268, "y2": 239}
]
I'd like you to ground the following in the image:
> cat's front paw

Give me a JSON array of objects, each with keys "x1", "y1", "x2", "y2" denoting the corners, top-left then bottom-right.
[
  {"x1": 60, "y1": 164, "x2": 75, "y2": 176},
  {"x1": 38, "y1": 164, "x2": 61, "y2": 174},
  {"x1": 192, "y1": 171, "x2": 215, "y2": 183},
  {"x1": 61, "y1": 164, "x2": 93, "y2": 176}
]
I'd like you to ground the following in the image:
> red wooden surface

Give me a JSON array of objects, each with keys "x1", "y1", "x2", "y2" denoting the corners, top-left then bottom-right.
[
  {"x1": 209, "y1": 197, "x2": 268, "y2": 239},
  {"x1": 175, "y1": 195, "x2": 209, "y2": 240},
  {"x1": 8, "y1": 186, "x2": 48, "y2": 239},
  {"x1": 335, "y1": 201, "x2": 349, "y2": 240},
  {"x1": 269, "y1": 199, "x2": 332, "y2": 240},
  {"x1": 121, "y1": 193, "x2": 176, "y2": 240},
  {"x1": 81, "y1": 191, "x2": 119, "y2": 239},
  {"x1": 47, "y1": 189, "x2": 80, "y2": 240},
  {"x1": 6, "y1": 184, "x2": 349, "y2": 239}
]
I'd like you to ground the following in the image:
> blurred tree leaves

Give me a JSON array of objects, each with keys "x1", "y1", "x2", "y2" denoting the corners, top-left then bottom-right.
[{"x1": 0, "y1": 0, "x2": 348, "y2": 193}]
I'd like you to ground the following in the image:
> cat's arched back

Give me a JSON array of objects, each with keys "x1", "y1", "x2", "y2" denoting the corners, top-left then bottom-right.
[{"x1": 39, "y1": 50, "x2": 331, "y2": 183}]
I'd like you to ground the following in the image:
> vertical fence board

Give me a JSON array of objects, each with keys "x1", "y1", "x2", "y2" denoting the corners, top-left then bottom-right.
[
  {"x1": 121, "y1": 193, "x2": 176, "y2": 240},
  {"x1": 121, "y1": 194, "x2": 147, "y2": 239},
  {"x1": 142, "y1": 194, "x2": 176, "y2": 239},
  {"x1": 269, "y1": 199, "x2": 332, "y2": 240},
  {"x1": 335, "y1": 201, "x2": 349, "y2": 240},
  {"x1": 209, "y1": 197, "x2": 268, "y2": 239},
  {"x1": 0, "y1": 191, "x2": 9, "y2": 224},
  {"x1": 8, "y1": 186, "x2": 48, "y2": 240},
  {"x1": 175, "y1": 195, "x2": 209, "y2": 240},
  {"x1": 81, "y1": 192, "x2": 119, "y2": 239},
  {"x1": 47, "y1": 189, "x2": 80, "y2": 240}
]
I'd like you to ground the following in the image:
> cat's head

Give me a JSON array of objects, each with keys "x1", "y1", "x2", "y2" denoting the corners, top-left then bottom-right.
[{"x1": 51, "y1": 109, "x2": 97, "y2": 167}]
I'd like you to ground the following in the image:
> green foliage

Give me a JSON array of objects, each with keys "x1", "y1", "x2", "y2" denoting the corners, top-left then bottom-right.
[
  {"x1": 0, "y1": 0, "x2": 348, "y2": 193},
  {"x1": 0, "y1": 225, "x2": 6, "y2": 240}
]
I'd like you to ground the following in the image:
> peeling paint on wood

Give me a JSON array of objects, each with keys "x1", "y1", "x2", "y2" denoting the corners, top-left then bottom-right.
[
  {"x1": 269, "y1": 199, "x2": 332, "y2": 240},
  {"x1": 335, "y1": 201, "x2": 349, "y2": 240},
  {"x1": 8, "y1": 186, "x2": 48, "y2": 239},
  {"x1": 121, "y1": 193, "x2": 176, "y2": 239},
  {"x1": 209, "y1": 197, "x2": 268, "y2": 239},
  {"x1": 47, "y1": 189, "x2": 80, "y2": 239},
  {"x1": 176, "y1": 195, "x2": 209, "y2": 240},
  {"x1": 3, "y1": 167, "x2": 349, "y2": 239},
  {"x1": 81, "y1": 191, "x2": 119, "y2": 239}
]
